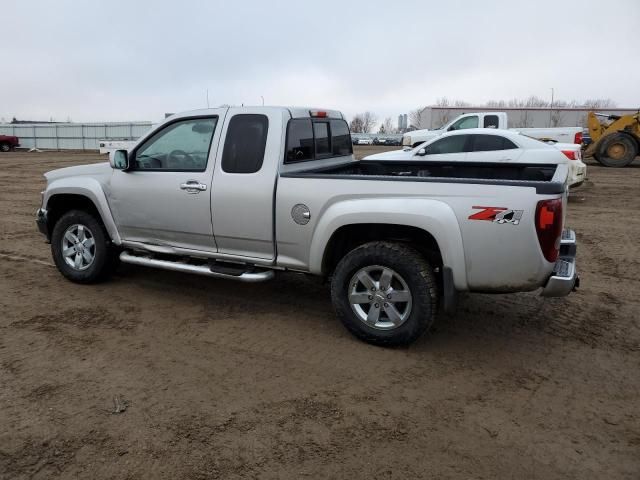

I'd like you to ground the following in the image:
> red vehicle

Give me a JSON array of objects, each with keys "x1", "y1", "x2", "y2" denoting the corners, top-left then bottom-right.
[{"x1": 0, "y1": 135, "x2": 20, "y2": 152}]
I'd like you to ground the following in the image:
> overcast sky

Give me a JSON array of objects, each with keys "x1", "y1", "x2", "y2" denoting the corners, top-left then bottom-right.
[{"x1": 2, "y1": 0, "x2": 639, "y2": 124}]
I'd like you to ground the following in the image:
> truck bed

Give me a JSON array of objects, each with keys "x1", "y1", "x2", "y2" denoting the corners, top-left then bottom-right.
[{"x1": 281, "y1": 159, "x2": 564, "y2": 194}]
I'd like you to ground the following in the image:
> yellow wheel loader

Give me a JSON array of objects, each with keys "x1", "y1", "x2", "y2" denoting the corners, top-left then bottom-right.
[{"x1": 585, "y1": 111, "x2": 640, "y2": 167}]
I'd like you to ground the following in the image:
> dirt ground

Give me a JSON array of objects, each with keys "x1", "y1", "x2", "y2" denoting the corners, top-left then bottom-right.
[{"x1": 1, "y1": 148, "x2": 639, "y2": 479}]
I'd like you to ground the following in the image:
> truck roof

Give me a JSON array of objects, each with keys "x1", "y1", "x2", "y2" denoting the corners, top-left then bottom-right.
[{"x1": 170, "y1": 106, "x2": 344, "y2": 121}]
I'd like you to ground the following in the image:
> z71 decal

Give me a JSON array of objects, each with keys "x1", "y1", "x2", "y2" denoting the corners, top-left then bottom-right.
[{"x1": 469, "y1": 206, "x2": 523, "y2": 225}]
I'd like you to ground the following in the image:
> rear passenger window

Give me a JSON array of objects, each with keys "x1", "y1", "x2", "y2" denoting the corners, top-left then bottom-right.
[
  {"x1": 331, "y1": 120, "x2": 353, "y2": 156},
  {"x1": 285, "y1": 117, "x2": 353, "y2": 163},
  {"x1": 484, "y1": 115, "x2": 499, "y2": 128},
  {"x1": 427, "y1": 135, "x2": 469, "y2": 154},
  {"x1": 221, "y1": 114, "x2": 268, "y2": 173},
  {"x1": 314, "y1": 122, "x2": 330, "y2": 156},
  {"x1": 472, "y1": 135, "x2": 518, "y2": 151},
  {"x1": 286, "y1": 119, "x2": 314, "y2": 162}
]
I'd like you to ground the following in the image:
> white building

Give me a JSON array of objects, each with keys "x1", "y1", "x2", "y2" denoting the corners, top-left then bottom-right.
[{"x1": 411, "y1": 106, "x2": 639, "y2": 130}]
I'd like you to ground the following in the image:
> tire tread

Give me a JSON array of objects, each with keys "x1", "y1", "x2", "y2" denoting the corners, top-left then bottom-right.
[{"x1": 331, "y1": 241, "x2": 438, "y2": 346}]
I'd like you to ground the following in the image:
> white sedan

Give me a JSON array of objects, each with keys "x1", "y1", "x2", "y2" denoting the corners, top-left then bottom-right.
[{"x1": 364, "y1": 128, "x2": 587, "y2": 188}]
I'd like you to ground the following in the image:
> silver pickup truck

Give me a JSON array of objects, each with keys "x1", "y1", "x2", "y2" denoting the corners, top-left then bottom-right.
[{"x1": 36, "y1": 106, "x2": 579, "y2": 346}]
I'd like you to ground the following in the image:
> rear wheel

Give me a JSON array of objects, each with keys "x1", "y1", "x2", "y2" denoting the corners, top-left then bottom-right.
[
  {"x1": 596, "y1": 133, "x2": 638, "y2": 167},
  {"x1": 51, "y1": 210, "x2": 116, "y2": 283},
  {"x1": 0, "y1": 143, "x2": 10, "y2": 152},
  {"x1": 331, "y1": 242, "x2": 438, "y2": 346}
]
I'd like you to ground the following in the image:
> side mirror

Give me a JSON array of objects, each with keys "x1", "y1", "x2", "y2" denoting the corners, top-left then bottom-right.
[
  {"x1": 110, "y1": 149, "x2": 129, "y2": 170},
  {"x1": 417, "y1": 148, "x2": 427, "y2": 156},
  {"x1": 447, "y1": 125, "x2": 455, "y2": 131}
]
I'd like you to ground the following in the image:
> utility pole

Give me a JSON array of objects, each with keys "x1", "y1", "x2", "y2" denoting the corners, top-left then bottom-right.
[{"x1": 549, "y1": 88, "x2": 555, "y2": 127}]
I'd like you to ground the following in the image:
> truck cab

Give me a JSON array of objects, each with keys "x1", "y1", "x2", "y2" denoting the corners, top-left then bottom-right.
[
  {"x1": 404, "y1": 112, "x2": 508, "y2": 147},
  {"x1": 403, "y1": 111, "x2": 582, "y2": 148}
]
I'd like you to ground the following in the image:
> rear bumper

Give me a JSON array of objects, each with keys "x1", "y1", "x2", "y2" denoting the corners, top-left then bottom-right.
[
  {"x1": 541, "y1": 229, "x2": 579, "y2": 297},
  {"x1": 569, "y1": 161, "x2": 587, "y2": 188},
  {"x1": 36, "y1": 208, "x2": 50, "y2": 241}
]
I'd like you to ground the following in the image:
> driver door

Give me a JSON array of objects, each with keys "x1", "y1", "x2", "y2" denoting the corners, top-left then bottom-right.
[
  {"x1": 448, "y1": 114, "x2": 479, "y2": 131},
  {"x1": 108, "y1": 112, "x2": 226, "y2": 252}
]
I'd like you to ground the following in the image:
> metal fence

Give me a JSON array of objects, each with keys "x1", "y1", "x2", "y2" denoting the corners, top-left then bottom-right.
[{"x1": 0, "y1": 122, "x2": 153, "y2": 150}]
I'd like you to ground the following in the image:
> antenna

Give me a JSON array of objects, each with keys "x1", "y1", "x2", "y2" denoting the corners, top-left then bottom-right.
[
  {"x1": 261, "y1": 95, "x2": 264, "y2": 106},
  {"x1": 206, "y1": 89, "x2": 210, "y2": 108}
]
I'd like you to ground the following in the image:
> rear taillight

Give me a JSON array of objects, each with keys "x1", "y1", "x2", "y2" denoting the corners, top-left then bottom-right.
[
  {"x1": 561, "y1": 149, "x2": 582, "y2": 160},
  {"x1": 535, "y1": 199, "x2": 563, "y2": 262},
  {"x1": 574, "y1": 131, "x2": 583, "y2": 144}
]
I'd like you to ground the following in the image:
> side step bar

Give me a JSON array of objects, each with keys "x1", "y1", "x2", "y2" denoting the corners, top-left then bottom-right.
[{"x1": 119, "y1": 251, "x2": 275, "y2": 283}]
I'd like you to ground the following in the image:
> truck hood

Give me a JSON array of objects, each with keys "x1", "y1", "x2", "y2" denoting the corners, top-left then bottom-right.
[
  {"x1": 363, "y1": 149, "x2": 415, "y2": 161},
  {"x1": 44, "y1": 162, "x2": 112, "y2": 182},
  {"x1": 407, "y1": 130, "x2": 441, "y2": 140}
]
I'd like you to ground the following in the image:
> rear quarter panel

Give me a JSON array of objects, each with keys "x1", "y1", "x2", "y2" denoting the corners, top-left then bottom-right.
[{"x1": 276, "y1": 176, "x2": 559, "y2": 292}]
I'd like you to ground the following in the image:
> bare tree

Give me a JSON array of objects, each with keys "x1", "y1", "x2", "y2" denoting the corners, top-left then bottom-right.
[
  {"x1": 379, "y1": 117, "x2": 394, "y2": 134},
  {"x1": 350, "y1": 112, "x2": 378, "y2": 134},
  {"x1": 360, "y1": 111, "x2": 378, "y2": 133},
  {"x1": 582, "y1": 98, "x2": 617, "y2": 109},
  {"x1": 350, "y1": 115, "x2": 364, "y2": 133},
  {"x1": 486, "y1": 99, "x2": 507, "y2": 108},
  {"x1": 434, "y1": 97, "x2": 452, "y2": 127},
  {"x1": 409, "y1": 107, "x2": 429, "y2": 129}
]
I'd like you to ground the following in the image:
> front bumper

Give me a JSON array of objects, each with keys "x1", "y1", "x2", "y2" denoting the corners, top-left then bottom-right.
[
  {"x1": 36, "y1": 208, "x2": 50, "y2": 241},
  {"x1": 541, "y1": 229, "x2": 579, "y2": 297}
]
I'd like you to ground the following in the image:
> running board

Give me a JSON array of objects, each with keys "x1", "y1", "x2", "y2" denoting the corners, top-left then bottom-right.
[{"x1": 119, "y1": 251, "x2": 275, "y2": 283}]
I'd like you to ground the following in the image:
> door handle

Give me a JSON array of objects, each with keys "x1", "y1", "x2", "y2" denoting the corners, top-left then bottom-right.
[{"x1": 180, "y1": 181, "x2": 207, "y2": 193}]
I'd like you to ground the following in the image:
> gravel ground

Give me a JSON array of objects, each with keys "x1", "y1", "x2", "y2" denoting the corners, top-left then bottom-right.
[{"x1": 0, "y1": 149, "x2": 639, "y2": 479}]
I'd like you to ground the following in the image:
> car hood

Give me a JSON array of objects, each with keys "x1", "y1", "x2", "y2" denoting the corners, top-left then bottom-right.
[
  {"x1": 363, "y1": 149, "x2": 414, "y2": 161},
  {"x1": 407, "y1": 130, "x2": 440, "y2": 139},
  {"x1": 44, "y1": 162, "x2": 112, "y2": 182}
]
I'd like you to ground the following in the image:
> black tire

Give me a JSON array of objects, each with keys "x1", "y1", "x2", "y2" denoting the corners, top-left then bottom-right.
[
  {"x1": 0, "y1": 143, "x2": 10, "y2": 152},
  {"x1": 331, "y1": 241, "x2": 438, "y2": 346},
  {"x1": 51, "y1": 210, "x2": 115, "y2": 283},
  {"x1": 595, "y1": 133, "x2": 638, "y2": 167}
]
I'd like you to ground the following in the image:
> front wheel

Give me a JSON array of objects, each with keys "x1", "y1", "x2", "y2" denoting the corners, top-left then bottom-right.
[
  {"x1": 331, "y1": 242, "x2": 438, "y2": 346},
  {"x1": 0, "y1": 143, "x2": 10, "y2": 152},
  {"x1": 596, "y1": 133, "x2": 638, "y2": 167},
  {"x1": 51, "y1": 210, "x2": 116, "y2": 283}
]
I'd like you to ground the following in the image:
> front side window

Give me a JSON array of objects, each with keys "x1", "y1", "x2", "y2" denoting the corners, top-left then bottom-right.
[
  {"x1": 221, "y1": 114, "x2": 269, "y2": 174},
  {"x1": 426, "y1": 135, "x2": 469, "y2": 154},
  {"x1": 133, "y1": 117, "x2": 217, "y2": 171},
  {"x1": 472, "y1": 135, "x2": 518, "y2": 151},
  {"x1": 450, "y1": 115, "x2": 479, "y2": 130}
]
